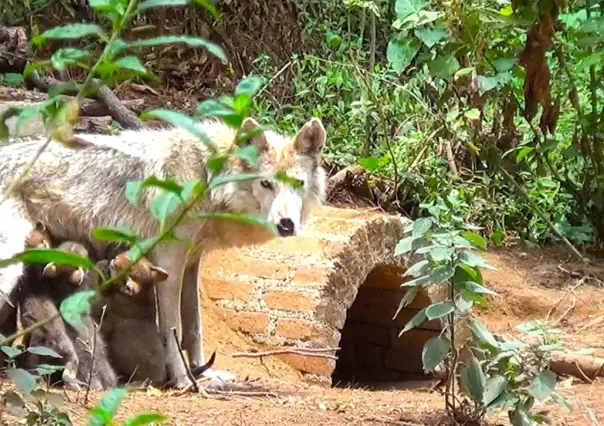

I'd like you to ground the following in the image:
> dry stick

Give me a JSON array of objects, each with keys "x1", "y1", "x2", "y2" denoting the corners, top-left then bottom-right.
[
  {"x1": 84, "y1": 305, "x2": 106, "y2": 404},
  {"x1": 546, "y1": 278, "x2": 585, "y2": 322},
  {"x1": 256, "y1": 61, "x2": 292, "y2": 98},
  {"x1": 232, "y1": 347, "x2": 339, "y2": 360},
  {"x1": 496, "y1": 164, "x2": 588, "y2": 263},
  {"x1": 170, "y1": 327, "x2": 200, "y2": 393}
]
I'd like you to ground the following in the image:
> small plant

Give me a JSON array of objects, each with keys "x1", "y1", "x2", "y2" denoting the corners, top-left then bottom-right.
[{"x1": 394, "y1": 215, "x2": 571, "y2": 424}]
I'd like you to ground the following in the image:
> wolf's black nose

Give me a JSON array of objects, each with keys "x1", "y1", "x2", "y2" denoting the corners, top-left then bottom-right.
[{"x1": 277, "y1": 218, "x2": 295, "y2": 237}]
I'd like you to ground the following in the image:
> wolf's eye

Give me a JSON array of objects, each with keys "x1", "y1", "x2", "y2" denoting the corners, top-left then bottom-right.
[{"x1": 260, "y1": 180, "x2": 273, "y2": 190}]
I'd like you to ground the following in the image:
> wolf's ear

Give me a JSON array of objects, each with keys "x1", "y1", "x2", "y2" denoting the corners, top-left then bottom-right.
[
  {"x1": 238, "y1": 117, "x2": 268, "y2": 153},
  {"x1": 293, "y1": 118, "x2": 326, "y2": 157},
  {"x1": 150, "y1": 265, "x2": 169, "y2": 283}
]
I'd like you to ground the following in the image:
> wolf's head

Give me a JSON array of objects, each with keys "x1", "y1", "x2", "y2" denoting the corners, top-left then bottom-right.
[{"x1": 222, "y1": 117, "x2": 327, "y2": 237}]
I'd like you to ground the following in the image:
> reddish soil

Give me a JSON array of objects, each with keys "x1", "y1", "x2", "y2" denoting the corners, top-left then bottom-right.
[{"x1": 5, "y1": 246, "x2": 604, "y2": 426}]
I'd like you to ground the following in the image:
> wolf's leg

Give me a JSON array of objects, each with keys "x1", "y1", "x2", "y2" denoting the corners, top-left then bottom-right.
[
  {"x1": 151, "y1": 243, "x2": 191, "y2": 388},
  {"x1": 0, "y1": 201, "x2": 35, "y2": 326},
  {"x1": 181, "y1": 256, "x2": 235, "y2": 382}
]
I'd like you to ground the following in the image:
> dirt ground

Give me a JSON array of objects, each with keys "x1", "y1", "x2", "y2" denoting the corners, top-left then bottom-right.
[{"x1": 5, "y1": 246, "x2": 604, "y2": 426}]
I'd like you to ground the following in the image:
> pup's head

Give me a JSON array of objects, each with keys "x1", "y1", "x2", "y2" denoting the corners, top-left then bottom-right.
[
  {"x1": 108, "y1": 253, "x2": 168, "y2": 298},
  {"x1": 225, "y1": 117, "x2": 327, "y2": 237},
  {"x1": 42, "y1": 241, "x2": 90, "y2": 287},
  {"x1": 25, "y1": 223, "x2": 52, "y2": 250}
]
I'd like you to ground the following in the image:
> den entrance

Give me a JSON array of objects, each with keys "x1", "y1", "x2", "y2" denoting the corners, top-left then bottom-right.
[{"x1": 332, "y1": 264, "x2": 442, "y2": 390}]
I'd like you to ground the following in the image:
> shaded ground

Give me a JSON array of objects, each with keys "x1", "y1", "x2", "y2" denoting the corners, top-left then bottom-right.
[{"x1": 23, "y1": 246, "x2": 600, "y2": 426}]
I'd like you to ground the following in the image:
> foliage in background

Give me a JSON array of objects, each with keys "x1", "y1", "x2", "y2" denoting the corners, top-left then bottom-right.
[{"x1": 249, "y1": 0, "x2": 604, "y2": 252}]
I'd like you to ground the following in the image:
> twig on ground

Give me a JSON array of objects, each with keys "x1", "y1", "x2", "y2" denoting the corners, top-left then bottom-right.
[
  {"x1": 232, "y1": 347, "x2": 339, "y2": 360},
  {"x1": 171, "y1": 327, "x2": 200, "y2": 393},
  {"x1": 546, "y1": 278, "x2": 585, "y2": 324}
]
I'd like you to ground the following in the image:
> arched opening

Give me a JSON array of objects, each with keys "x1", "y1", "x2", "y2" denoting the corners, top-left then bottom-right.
[{"x1": 332, "y1": 264, "x2": 441, "y2": 390}]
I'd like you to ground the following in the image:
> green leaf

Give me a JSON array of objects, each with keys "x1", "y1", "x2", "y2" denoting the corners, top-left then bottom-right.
[
  {"x1": 180, "y1": 179, "x2": 206, "y2": 203},
  {"x1": 136, "y1": 0, "x2": 190, "y2": 13},
  {"x1": 429, "y1": 265, "x2": 455, "y2": 284},
  {"x1": 476, "y1": 75, "x2": 499, "y2": 94},
  {"x1": 140, "y1": 109, "x2": 216, "y2": 152},
  {"x1": 393, "y1": 287, "x2": 418, "y2": 319},
  {"x1": 414, "y1": 27, "x2": 447, "y2": 47},
  {"x1": 88, "y1": 388, "x2": 128, "y2": 426},
  {"x1": 516, "y1": 146, "x2": 534, "y2": 164},
  {"x1": 460, "y1": 358, "x2": 486, "y2": 404},
  {"x1": 196, "y1": 212, "x2": 277, "y2": 234},
  {"x1": 36, "y1": 364, "x2": 64, "y2": 375},
  {"x1": 125, "y1": 180, "x2": 144, "y2": 205},
  {"x1": 208, "y1": 172, "x2": 268, "y2": 189},
  {"x1": 395, "y1": 0, "x2": 428, "y2": 20},
  {"x1": 428, "y1": 55, "x2": 460, "y2": 79},
  {"x1": 493, "y1": 58, "x2": 515, "y2": 72},
  {"x1": 550, "y1": 392, "x2": 571, "y2": 411},
  {"x1": 234, "y1": 145, "x2": 259, "y2": 167},
  {"x1": 33, "y1": 24, "x2": 105, "y2": 46},
  {"x1": 491, "y1": 230, "x2": 505, "y2": 245},
  {"x1": 358, "y1": 157, "x2": 380, "y2": 172},
  {"x1": 387, "y1": 38, "x2": 421, "y2": 73},
  {"x1": 150, "y1": 191, "x2": 182, "y2": 227},
  {"x1": 461, "y1": 231, "x2": 487, "y2": 250},
  {"x1": 141, "y1": 176, "x2": 185, "y2": 195},
  {"x1": 7, "y1": 367, "x2": 37, "y2": 394},
  {"x1": 0, "y1": 249, "x2": 94, "y2": 270},
  {"x1": 510, "y1": 406, "x2": 533, "y2": 426},
  {"x1": 399, "y1": 308, "x2": 426, "y2": 335},
  {"x1": 404, "y1": 260, "x2": 431, "y2": 278},
  {"x1": 457, "y1": 281, "x2": 497, "y2": 296},
  {"x1": 529, "y1": 370, "x2": 557, "y2": 401},
  {"x1": 195, "y1": 99, "x2": 237, "y2": 121},
  {"x1": 60, "y1": 290, "x2": 96, "y2": 335},
  {"x1": 484, "y1": 375, "x2": 508, "y2": 406},
  {"x1": 50, "y1": 48, "x2": 90, "y2": 72},
  {"x1": 422, "y1": 336, "x2": 450, "y2": 372},
  {"x1": 127, "y1": 35, "x2": 227, "y2": 62},
  {"x1": 401, "y1": 275, "x2": 432, "y2": 287},
  {"x1": 124, "y1": 413, "x2": 168, "y2": 426},
  {"x1": 425, "y1": 301, "x2": 455, "y2": 320},
  {"x1": 412, "y1": 217, "x2": 433, "y2": 237},
  {"x1": 92, "y1": 226, "x2": 138, "y2": 245},
  {"x1": 235, "y1": 76, "x2": 265, "y2": 98},
  {"x1": 464, "y1": 108, "x2": 481, "y2": 120},
  {"x1": 1, "y1": 345, "x2": 22, "y2": 358},
  {"x1": 27, "y1": 346, "x2": 62, "y2": 358},
  {"x1": 459, "y1": 251, "x2": 495, "y2": 269},
  {"x1": 468, "y1": 318, "x2": 499, "y2": 347},
  {"x1": 394, "y1": 235, "x2": 422, "y2": 256},
  {"x1": 429, "y1": 246, "x2": 453, "y2": 262},
  {"x1": 455, "y1": 291, "x2": 474, "y2": 313},
  {"x1": 114, "y1": 55, "x2": 148, "y2": 73}
]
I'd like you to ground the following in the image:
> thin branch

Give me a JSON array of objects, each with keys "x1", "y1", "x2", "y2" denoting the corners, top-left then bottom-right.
[
  {"x1": 231, "y1": 347, "x2": 339, "y2": 360},
  {"x1": 171, "y1": 327, "x2": 199, "y2": 393}
]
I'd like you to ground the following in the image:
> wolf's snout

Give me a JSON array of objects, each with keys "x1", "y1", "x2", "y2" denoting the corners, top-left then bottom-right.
[{"x1": 277, "y1": 218, "x2": 295, "y2": 237}]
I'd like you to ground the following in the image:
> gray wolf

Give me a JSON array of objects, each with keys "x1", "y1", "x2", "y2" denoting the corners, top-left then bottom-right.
[
  {"x1": 0, "y1": 116, "x2": 327, "y2": 388},
  {"x1": 91, "y1": 250, "x2": 169, "y2": 386}
]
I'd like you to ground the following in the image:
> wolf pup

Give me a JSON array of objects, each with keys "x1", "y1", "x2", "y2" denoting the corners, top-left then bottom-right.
[
  {"x1": 91, "y1": 251, "x2": 169, "y2": 386},
  {"x1": 16, "y1": 228, "x2": 80, "y2": 386},
  {"x1": 0, "y1": 116, "x2": 327, "y2": 388},
  {"x1": 38, "y1": 241, "x2": 118, "y2": 389}
]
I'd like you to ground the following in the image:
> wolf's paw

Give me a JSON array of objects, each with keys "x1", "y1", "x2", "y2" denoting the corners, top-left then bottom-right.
[{"x1": 202, "y1": 368, "x2": 236, "y2": 383}]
